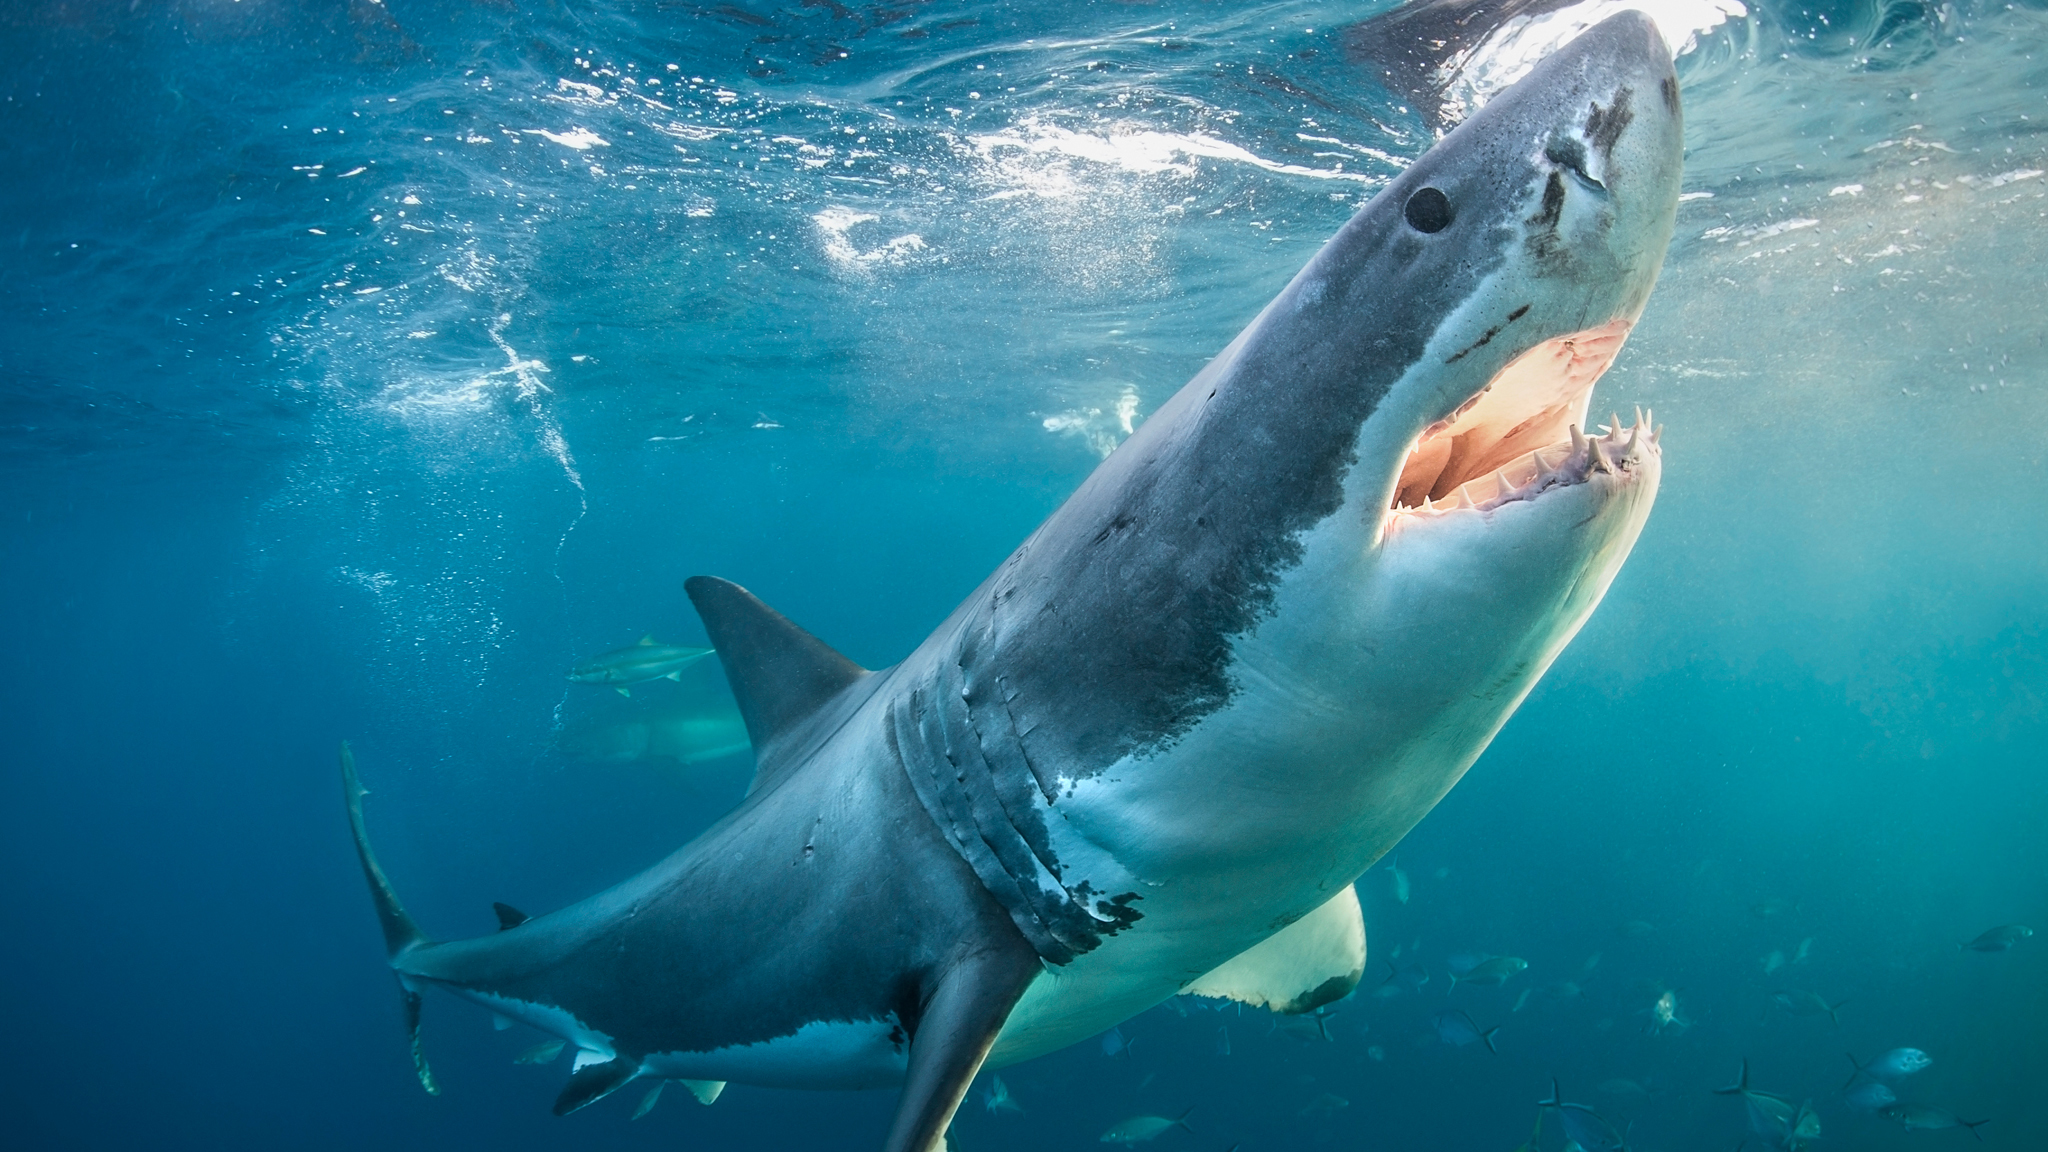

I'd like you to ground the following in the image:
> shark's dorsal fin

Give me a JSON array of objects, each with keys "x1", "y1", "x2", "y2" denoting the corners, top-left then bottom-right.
[
  {"x1": 684, "y1": 576, "x2": 867, "y2": 769},
  {"x1": 493, "y1": 902, "x2": 530, "y2": 931},
  {"x1": 638, "y1": 634, "x2": 655, "y2": 646}
]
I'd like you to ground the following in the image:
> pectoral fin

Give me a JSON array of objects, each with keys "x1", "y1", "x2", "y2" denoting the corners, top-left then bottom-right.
[
  {"x1": 682, "y1": 1079, "x2": 725, "y2": 1105},
  {"x1": 615, "y1": 687, "x2": 631, "y2": 698},
  {"x1": 882, "y1": 942, "x2": 1042, "y2": 1152},
  {"x1": 1182, "y1": 886, "x2": 1366, "y2": 1014}
]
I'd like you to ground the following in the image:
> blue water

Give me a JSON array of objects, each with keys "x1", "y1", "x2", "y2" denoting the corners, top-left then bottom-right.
[{"x1": 4, "y1": 0, "x2": 2045, "y2": 1148}]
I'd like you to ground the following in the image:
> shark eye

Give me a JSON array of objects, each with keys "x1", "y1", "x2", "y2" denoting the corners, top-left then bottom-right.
[{"x1": 1405, "y1": 186, "x2": 1453, "y2": 233}]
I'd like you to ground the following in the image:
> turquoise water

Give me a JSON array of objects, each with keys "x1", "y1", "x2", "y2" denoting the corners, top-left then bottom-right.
[{"x1": 2, "y1": 1, "x2": 2044, "y2": 1148}]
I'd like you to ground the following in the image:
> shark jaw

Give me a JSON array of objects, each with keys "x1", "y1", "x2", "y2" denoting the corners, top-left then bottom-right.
[{"x1": 1384, "y1": 319, "x2": 1662, "y2": 530}]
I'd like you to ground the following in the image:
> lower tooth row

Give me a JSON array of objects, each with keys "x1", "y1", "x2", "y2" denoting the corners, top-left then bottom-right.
[{"x1": 1410, "y1": 408, "x2": 1660, "y2": 514}]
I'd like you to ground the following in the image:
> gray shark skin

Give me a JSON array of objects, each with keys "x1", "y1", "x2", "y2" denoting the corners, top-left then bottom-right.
[{"x1": 342, "y1": 15, "x2": 1683, "y2": 1152}]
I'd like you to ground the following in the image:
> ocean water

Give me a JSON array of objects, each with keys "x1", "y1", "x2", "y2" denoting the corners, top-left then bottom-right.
[{"x1": 2, "y1": 0, "x2": 2045, "y2": 1149}]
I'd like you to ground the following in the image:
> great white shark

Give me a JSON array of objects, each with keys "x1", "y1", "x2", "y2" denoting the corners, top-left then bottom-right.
[{"x1": 342, "y1": 14, "x2": 1683, "y2": 1151}]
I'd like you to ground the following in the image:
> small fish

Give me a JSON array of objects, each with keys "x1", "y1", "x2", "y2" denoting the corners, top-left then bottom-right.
[
  {"x1": 1878, "y1": 1103, "x2": 1988, "y2": 1136},
  {"x1": 567, "y1": 635, "x2": 715, "y2": 694},
  {"x1": 1512, "y1": 988, "x2": 1531, "y2": 1013},
  {"x1": 1580, "y1": 952, "x2": 1602, "y2": 975},
  {"x1": 1276, "y1": 1006, "x2": 1337, "y2": 1042},
  {"x1": 1715, "y1": 1060, "x2": 1801, "y2": 1146},
  {"x1": 1298, "y1": 1092, "x2": 1349, "y2": 1118},
  {"x1": 1645, "y1": 988, "x2": 1689, "y2": 1035},
  {"x1": 1449, "y1": 955, "x2": 1528, "y2": 990},
  {"x1": 1385, "y1": 854, "x2": 1411, "y2": 904},
  {"x1": 1099, "y1": 1109, "x2": 1193, "y2": 1145},
  {"x1": 983, "y1": 1074, "x2": 1024, "y2": 1115},
  {"x1": 1770, "y1": 989, "x2": 1846, "y2": 1024},
  {"x1": 1963, "y1": 924, "x2": 2033, "y2": 952},
  {"x1": 1844, "y1": 1047, "x2": 1932, "y2": 1086},
  {"x1": 1431, "y1": 1009, "x2": 1499, "y2": 1052},
  {"x1": 1791, "y1": 1099, "x2": 1821, "y2": 1144},
  {"x1": 1543, "y1": 980, "x2": 1583, "y2": 1001},
  {"x1": 631, "y1": 1082, "x2": 664, "y2": 1119},
  {"x1": 1537, "y1": 1080, "x2": 1628, "y2": 1152},
  {"x1": 1752, "y1": 898, "x2": 1797, "y2": 919},
  {"x1": 1618, "y1": 919, "x2": 1656, "y2": 938},
  {"x1": 1843, "y1": 1079, "x2": 1896, "y2": 1113},
  {"x1": 1761, "y1": 949, "x2": 1786, "y2": 975},
  {"x1": 1792, "y1": 936, "x2": 1813, "y2": 964},
  {"x1": 1366, "y1": 1045, "x2": 1385, "y2": 1062},
  {"x1": 1100, "y1": 1026, "x2": 1133, "y2": 1058},
  {"x1": 514, "y1": 1038, "x2": 566, "y2": 1064},
  {"x1": 1214, "y1": 1025, "x2": 1230, "y2": 1057}
]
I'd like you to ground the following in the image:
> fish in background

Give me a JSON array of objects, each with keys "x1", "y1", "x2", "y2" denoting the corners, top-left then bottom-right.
[
  {"x1": 1384, "y1": 854, "x2": 1412, "y2": 904},
  {"x1": 1642, "y1": 987, "x2": 1690, "y2": 1035},
  {"x1": 1536, "y1": 1080, "x2": 1628, "y2": 1152},
  {"x1": 1100, "y1": 1026, "x2": 1134, "y2": 1059},
  {"x1": 556, "y1": 682, "x2": 751, "y2": 767},
  {"x1": 1845, "y1": 1047, "x2": 1932, "y2": 1086},
  {"x1": 1373, "y1": 957, "x2": 1432, "y2": 999},
  {"x1": 515, "y1": 1038, "x2": 566, "y2": 1065},
  {"x1": 1617, "y1": 919, "x2": 1656, "y2": 938},
  {"x1": 1298, "y1": 1092, "x2": 1349, "y2": 1118},
  {"x1": 1963, "y1": 924, "x2": 2033, "y2": 951},
  {"x1": 1879, "y1": 1103, "x2": 1989, "y2": 1137},
  {"x1": 1715, "y1": 1059, "x2": 1818, "y2": 1149},
  {"x1": 982, "y1": 1074, "x2": 1023, "y2": 1116},
  {"x1": 1843, "y1": 1079, "x2": 1898, "y2": 1113},
  {"x1": 1769, "y1": 989, "x2": 1846, "y2": 1025},
  {"x1": 1214, "y1": 1026, "x2": 1230, "y2": 1057},
  {"x1": 1791, "y1": 936, "x2": 1813, "y2": 965},
  {"x1": 1752, "y1": 898, "x2": 1798, "y2": 920},
  {"x1": 1449, "y1": 955, "x2": 1528, "y2": 991},
  {"x1": 1432, "y1": 1009, "x2": 1500, "y2": 1052},
  {"x1": 1761, "y1": 948, "x2": 1786, "y2": 974},
  {"x1": 1274, "y1": 1006, "x2": 1339, "y2": 1042},
  {"x1": 1512, "y1": 988, "x2": 1531, "y2": 1012},
  {"x1": 1099, "y1": 1110, "x2": 1192, "y2": 1145},
  {"x1": 566, "y1": 635, "x2": 715, "y2": 696},
  {"x1": 1543, "y1": 980, "x2": 1584, "y2": 1001}
]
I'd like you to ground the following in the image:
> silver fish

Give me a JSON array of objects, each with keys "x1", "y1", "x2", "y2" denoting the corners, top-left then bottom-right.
[
  {"x1": 1844, "y1": 1047, "x2": 1932, "y2": 1086},
  {"x1": 1449, "y1": 955, "x2": 1527, "y2": 990},
  {"x1": 1537, "y1": 1080, "x2": 1627, "y2": 1152},
  {"x1": 1769, "y1": 989, "x2": 1845, "y2": 1024},
  {"x1": 1099, "y1": 1110, "x2": 1192, "y2": 1145},
  {"x1": 1879, "y1": 1103, "x2": 1988, "y2": 1136},
  {"x1": 982, "y1": 1074, "x2": 1023, "y2": 1115},
  {"x1": 1963, "y1": 924, "x2": 2033, "y2": 952},
  {"x1": 514, "y1": 1038, "x2": 565, "y2": 1065},
  {"x1": 1431, "y1": 1009, "x2": 1498, "y2": 1052}
]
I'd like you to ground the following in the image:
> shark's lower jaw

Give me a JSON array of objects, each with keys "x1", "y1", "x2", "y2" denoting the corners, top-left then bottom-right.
[{"x1": 1387, "y1": 320, "x2": 1660, "y2": 520}]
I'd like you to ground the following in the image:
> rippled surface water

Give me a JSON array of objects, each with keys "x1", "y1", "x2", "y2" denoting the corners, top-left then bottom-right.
[{"x1": 3, "y1": 1, "x2": 2045, "y2": 1150}]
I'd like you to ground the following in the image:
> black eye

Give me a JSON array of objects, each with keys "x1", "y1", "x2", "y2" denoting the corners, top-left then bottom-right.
[{"x1": 1405, "y1": 186, "x2": 1453, "y2": 233}]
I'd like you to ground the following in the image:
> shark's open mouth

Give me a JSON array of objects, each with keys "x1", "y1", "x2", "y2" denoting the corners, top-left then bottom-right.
[{"x1": 1389, "y1": 320, "x2": 1660, "y2": 517}]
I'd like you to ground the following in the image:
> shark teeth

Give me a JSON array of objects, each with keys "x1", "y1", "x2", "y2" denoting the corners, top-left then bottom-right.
[{"x1": 1396, "y1": 407, "x2": 1658, "y2": 517}]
